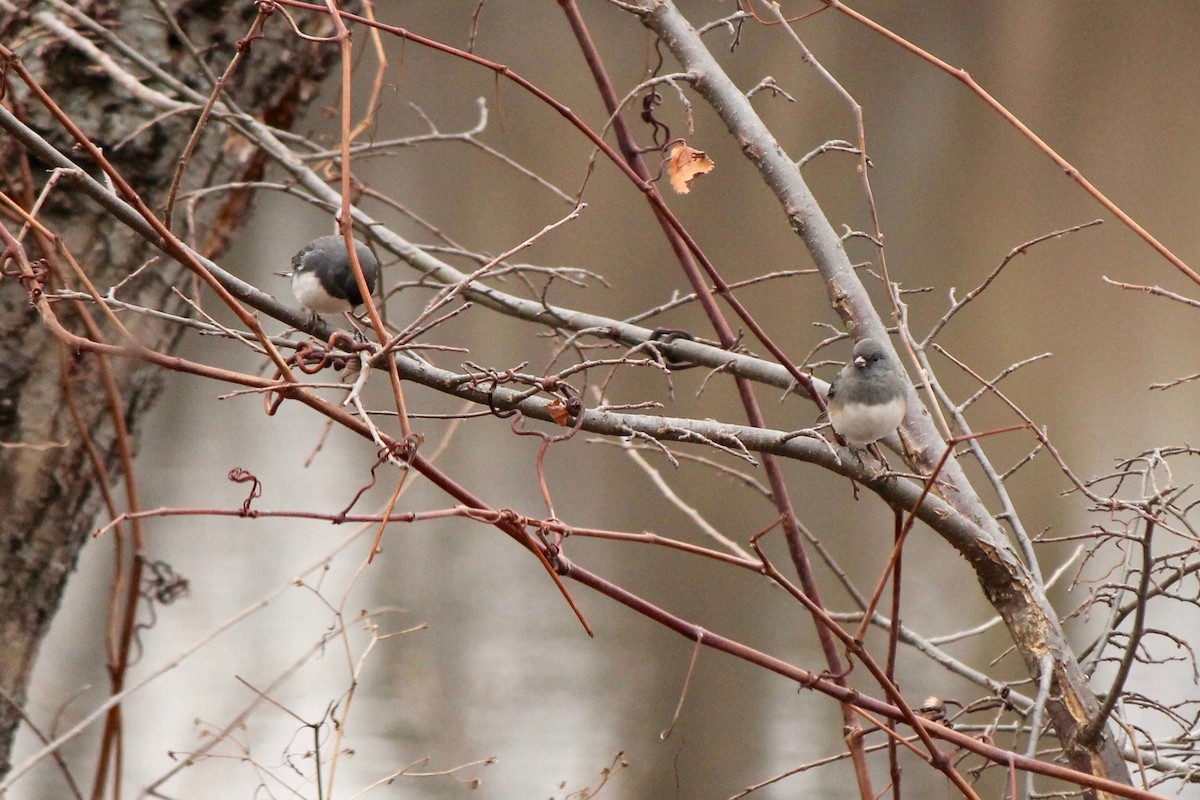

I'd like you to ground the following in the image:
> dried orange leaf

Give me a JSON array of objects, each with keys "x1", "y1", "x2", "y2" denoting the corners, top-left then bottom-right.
[
  {"x1": 667, "y1": 143, "x2": 715, "y2": 194},
  {"x1": 547, "y1": 398, "x2": 571, "y2": 426}
]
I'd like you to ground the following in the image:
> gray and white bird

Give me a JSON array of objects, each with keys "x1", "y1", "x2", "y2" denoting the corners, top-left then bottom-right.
[
  {"x1": 826, "y1": 338, "x2": 907, "y2": 446},
  {"x1": 282, "y1": 234, "x2": 380, "y2": 315}
]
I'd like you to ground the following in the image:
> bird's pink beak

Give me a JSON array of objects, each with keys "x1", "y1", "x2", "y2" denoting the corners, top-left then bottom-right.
[{"x1": 853, "y1": 355, "x2": 867, "y2": 368}]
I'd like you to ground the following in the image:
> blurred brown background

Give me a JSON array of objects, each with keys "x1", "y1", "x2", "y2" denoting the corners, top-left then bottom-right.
[{"x1": 17, "y1": 3, "x2": 1200, "y2": 798}]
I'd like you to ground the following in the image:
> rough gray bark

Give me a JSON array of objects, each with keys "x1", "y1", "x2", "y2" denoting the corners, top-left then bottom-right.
[{"x1": 0, "y1": 0, "x2": 339, "y2": 778}]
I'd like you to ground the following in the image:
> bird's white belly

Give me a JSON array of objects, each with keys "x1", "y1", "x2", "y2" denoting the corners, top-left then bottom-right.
[
  {"x1": 829, "y1": 397, "x2": 906, "y2": 445},
  {"x1": 292, "y1": 270, "x2": 352, "y2": 313}
]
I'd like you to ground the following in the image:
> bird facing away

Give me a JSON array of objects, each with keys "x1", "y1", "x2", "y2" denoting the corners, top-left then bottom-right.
[
  {"x1": 286, "y1": 234, "x2": 380, "y2": 314},
  {"x1": 826, "y1": 338, "x2": 907, "y2": 446}
]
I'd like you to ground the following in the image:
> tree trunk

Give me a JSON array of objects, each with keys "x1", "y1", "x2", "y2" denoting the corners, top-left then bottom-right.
[{"x1": 0, "y1": 0, "x2": 340, "y2": 778}]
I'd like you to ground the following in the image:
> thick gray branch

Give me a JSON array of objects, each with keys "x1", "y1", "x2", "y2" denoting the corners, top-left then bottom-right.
[{"x1": 627, "y1": 0, "x2": 1129, "y2": 788}]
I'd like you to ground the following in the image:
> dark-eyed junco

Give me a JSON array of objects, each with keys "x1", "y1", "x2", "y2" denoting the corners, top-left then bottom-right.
[
  {"x1": 826, "y1": 338, "x2": 907, "y2": 447},
  {"x1": 280, "y1": 234, "x2": 380, "y2": 315}
]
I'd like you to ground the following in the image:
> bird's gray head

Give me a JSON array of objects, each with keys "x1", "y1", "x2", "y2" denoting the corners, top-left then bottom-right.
[{"x1": 850, "y1": 338, "x2": 890, "y2": 371}]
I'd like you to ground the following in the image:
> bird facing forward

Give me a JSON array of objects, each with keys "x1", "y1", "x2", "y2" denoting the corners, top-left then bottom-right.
[{"x1": 826, "y1": 338, "x2": 907, "y2": 447}]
